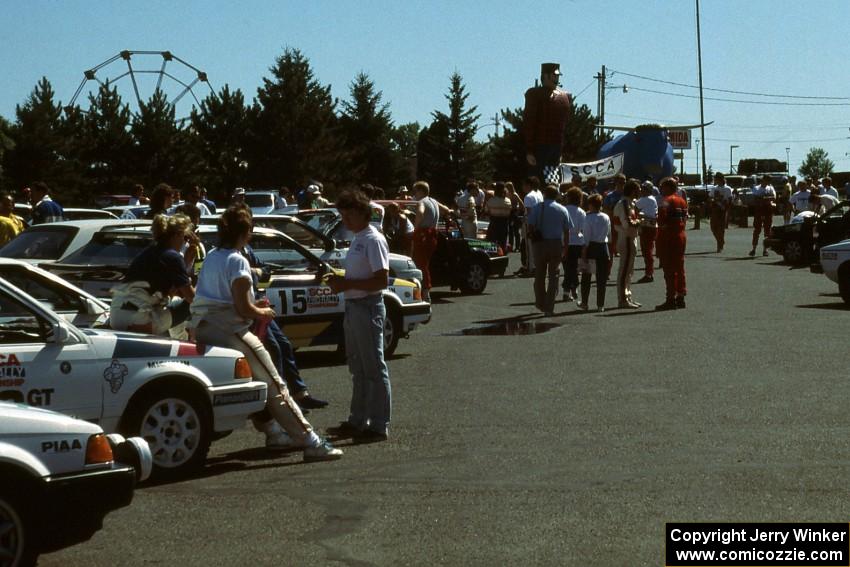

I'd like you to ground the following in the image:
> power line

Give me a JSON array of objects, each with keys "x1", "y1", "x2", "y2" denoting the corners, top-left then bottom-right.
[
  {"x1": 706, "y1": 136, "x2": 850, "y2": 143},
  {"x1": 572, "y1": 79, "x2": 596, "y2": 101},
  {"x1": 609, "y1": 68, "x2": 850, "y2": 101},
  {"x1": 627, "y1": 85, "x2": 850, "y2": 107}
]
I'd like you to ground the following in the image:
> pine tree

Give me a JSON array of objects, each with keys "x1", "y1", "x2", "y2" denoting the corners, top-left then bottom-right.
[
  {"x1": 418, "y1": 72, "x2": 488, "y2": 200},
  {"x1": 339, "y1": 72, "x2": 401, "y2": 189},
  {"x1": 0, "y1": 116, "x2": 15, "y2": 191},
  {"x1": 391, "y1": 121, "x2": 420, "y2": 189},
  {"x1": 190, "y1": 85, "x2": 250, "y2": 201},
  {"x1": 798, "y1": 147, "x2": 834, "y2": 179},
  {"x1": 3, "y1": 78, "x2": 70, "y2": 197},
  {"x1": 81, "y1": 83, "x2": 134, "y2": 194},
  {"x1": 249, "y1": 48, "x2": 347, "y2": 190}
]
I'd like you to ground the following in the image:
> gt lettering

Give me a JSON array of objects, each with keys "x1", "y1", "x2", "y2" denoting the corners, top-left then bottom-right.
[{"x1": 0, "y1": 388, "x2": 54, "y2": 406}]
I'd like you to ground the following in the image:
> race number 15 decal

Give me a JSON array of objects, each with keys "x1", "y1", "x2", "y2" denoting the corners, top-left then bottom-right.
[{"x1": 278, "y1": 290, "x2": 307, "y2": 314}]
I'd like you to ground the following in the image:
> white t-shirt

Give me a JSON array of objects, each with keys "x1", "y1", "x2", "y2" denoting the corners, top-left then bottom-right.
[
  {"x1": 789, "y1": 190, "x2": 811, "y2": 211},
  {"x1": 754, "y1": 185, "x2": 777, "y2": 199},
  {"x1": 565, "y1": 204, "x2": 586, "y2": 246},
  {"x1": 709, "y1": 184, "x2": 733, "y2": 203},
  {"x1": 196, "y1": 248, "x2": 253, "y2": 304},
  {"x1": 194, "y1": 201, "x2": 212, "y2": 216},
  {"x1": 344, "y1": 225, "x2": 390, "y2": 299},
  {"x1": 635, "y1": 195, "x2": 658, "y2": 219},
  {"x1": 583, "y1": 211, "x2": 611, "y2": 244},
  {"x1": 818, "y1": 194, "x2": 840, "y2": 210},
  {"x1": 523, "y1": 190, "x2": 543, "y2": 210},
  {"x1": 823, "y1": 186, "x2": 839, "y2": 199}
]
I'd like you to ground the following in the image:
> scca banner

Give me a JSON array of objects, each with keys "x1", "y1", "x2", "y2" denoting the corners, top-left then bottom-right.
[{"x1": 558, "y1": 153, "x2": 624, "y2": 181}]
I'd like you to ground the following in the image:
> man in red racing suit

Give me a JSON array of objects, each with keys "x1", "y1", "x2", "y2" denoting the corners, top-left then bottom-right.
[{"x1": 656, "y1": 177, "x2": 688, "y2": 311}]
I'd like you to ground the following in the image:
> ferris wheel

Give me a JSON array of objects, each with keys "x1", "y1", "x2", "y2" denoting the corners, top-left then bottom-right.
[{"x1": 65, "y1": 50, "x2": 214, "y2": 118}]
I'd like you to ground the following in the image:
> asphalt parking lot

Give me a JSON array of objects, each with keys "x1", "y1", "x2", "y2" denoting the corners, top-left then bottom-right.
[{"x1": 41, "y1": 218, "x2": 850, "y2": 567}]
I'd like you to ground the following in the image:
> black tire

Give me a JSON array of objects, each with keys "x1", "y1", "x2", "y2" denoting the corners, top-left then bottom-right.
[
  {"x1": 122, "y1": 385, "x2": 212, "y2": 480},
  {"x1": 458, "y1": 259, "x2": 488, "y2": 295},
  {"x1": 0, "y1": 489, "x2": 37, "y2": 567},
  {"x1": 383, "y1": 304, "x2": 402, "y2": 356},
  {"x1": 782, "y1": 240, "x2": 804, "y2": 265},
  {"x1": 839, "y1": 263, "x2": 850, "y2": 305}
]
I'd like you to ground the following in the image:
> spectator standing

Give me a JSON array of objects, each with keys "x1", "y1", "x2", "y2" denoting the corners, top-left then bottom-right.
[
  {"x1": 506, "y1": 182, "x2": 524, "y2": 253},
  {"x1": 578, "y1": 194, "x2": 610, "y2": 312},
  {"x1": 232, "y1": 187, "x2": 246, "y2": 205},
  {"x1": 584, "y1": 175, "x2": 601, "y2": 195},
  {"x1": 186, "y1": 186, "x2": 212, "y2": 216},
  {"x1": 484, "y1": 182, "x2": 512, "y2": 251},
  {"x1": 749, "y1": 175, "x2": 776, "y2": 257},
  {"x1": 128, "y1": 184, "x2": 146, "y2": 206},
  {"x1": 456, "y1": 181, "x2": 479, "y2": 239},
  {"x1": 383, "y1": 203, "x2": 414, "y2": 256},
  {"x1": 411, "y1": 181, "x2": 451, "y2": 303},
  {"x1": 656, "y1": 177, "x2": 688, "y2": 310},
  {"x1": 144, "y1": 183, "x2": 174, "y2": 219},
  {"x1": 709, "y1": 172, "x2": 733, "y2": 253},
  {"x1": 308, "y1": 185, "x2": 331, "y2": 208},
  {"x1": 29, "y1": 182, "x2": 64, "y2": 224},
  {"x1": 526, "y1": 185, "x2": 572, "y2": 316},
  {"x1": 562, "y1": 187, "x2": 586, "y2": 302},
  {"x1": 613, "y1": 179, "x2": 642, "y2": 309},
  {"x1": 821, "y1": 178, "x2": 839, "y2": 200},
  {"x1": 0, "y1": 193, "x2": 24, "y2": 246},
  {"x1": 518, "y1": 176, "x2": 543, "y2": 275},
  {"x1": 603, "y1": 174, "x2": 626, "y2": 274},
  {"x1": 635, "y1": 182, "x2": 658, "y2": 282},
  {"x1": 327, "y1": 190, "x2": 392, "y2": 442},
  {"x1": 199, "y1": 187, "x2": 217, "y2": 214},
  {"x1": 190, "y1": 205, "x2": 342, "y2": 460},
  {"x1": 789, "y1": 181, "x2": 811, "y2": 214}
]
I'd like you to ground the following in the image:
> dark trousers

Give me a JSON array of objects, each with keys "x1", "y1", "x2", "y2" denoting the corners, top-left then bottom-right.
[
  {"x1": 580, "y1": 242, "x2": 609, "y2": 308},
  {"x1": 487, "y1": 216, "x2": 509, "y2": 251},
  {"x1": 562, "y1": 244, "x2": 583, "y2": 292},
  {"x1": 264, "y1": 320, "x2": 307, "y2": 394},
  {"x1": 508, "y1": 214, "x2": 522, "y2": 250}
]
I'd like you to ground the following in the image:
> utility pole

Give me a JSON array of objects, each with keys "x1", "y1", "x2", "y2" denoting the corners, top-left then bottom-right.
[
  {"x1": 696, "y1": 0, "x2": 707, "y2": 185},
  {"x1": 490, "y1": 113, "x2": 501, "y2": 137},
  {"x1": 595, "y1": 65, "x2": 606, "y2": 138}
]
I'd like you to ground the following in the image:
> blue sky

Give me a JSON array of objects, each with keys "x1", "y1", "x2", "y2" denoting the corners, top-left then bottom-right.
[{"x1": 3, "y1": 0, "x2": 850, "y2": 174}]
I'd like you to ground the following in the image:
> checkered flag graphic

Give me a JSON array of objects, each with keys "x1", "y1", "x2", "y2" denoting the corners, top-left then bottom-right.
[{"x1": 542, "y1": 164, "x2": 561, "y2": 185}]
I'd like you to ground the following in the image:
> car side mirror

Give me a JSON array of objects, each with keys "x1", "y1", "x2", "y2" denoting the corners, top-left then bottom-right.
[{"x1": 49, "y1": 321, "x2": 72, "y2": 344}]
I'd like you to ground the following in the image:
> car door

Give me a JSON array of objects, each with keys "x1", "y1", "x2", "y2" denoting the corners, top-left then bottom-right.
[
  {"x1": 816, "y1": 202, "x2": 850, "y2": 246},
  {"x1": 0, "y1": 286, "x2": 102, "y2": 420}
]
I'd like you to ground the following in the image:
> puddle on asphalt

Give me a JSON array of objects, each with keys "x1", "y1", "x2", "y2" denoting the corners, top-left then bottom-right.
[{"x1": 444, "y1": 321, "x2": 561, "y2": 336}]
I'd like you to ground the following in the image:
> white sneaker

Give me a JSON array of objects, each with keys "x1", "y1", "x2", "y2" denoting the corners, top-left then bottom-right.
[
  {"x1": 264, "y1": 421, "x2": 294, "y2": 451},
  {"x1": 303, "y1": 438, "x2": 344, "y2": 462}
]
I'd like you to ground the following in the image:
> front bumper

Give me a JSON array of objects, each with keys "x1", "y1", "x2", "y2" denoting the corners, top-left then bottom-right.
[
  {"x1": 487, "y1": 255, "x2": 510, "y2": 277},
  {"x1": 39, "y1": 464, "x2": 137, "y2": 552},
  {"x1": 209, "y1": 381, "x2": 268, "y2": 432},
  {"x1": 400, "y1": 300, "x2": 432, "y2": 333}
]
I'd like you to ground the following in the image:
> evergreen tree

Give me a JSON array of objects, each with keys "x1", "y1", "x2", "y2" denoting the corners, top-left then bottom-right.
[
  {"x1": 562, "y1": 100, "x2": 610, "y2": 162},
  {"x1": 190, "y1": 85, "x2": 250, "y2": 201},
  {"x1": 798, "y1": 147, "x2": 834, "y2": 179},
  {"x1": 339, "y1": 72, "x2": 401, "y2": 189},
  {"x1": 131, "y1": 90, "x2": 199, "y2": 189},
  {"x1": 81, "y1": 83, "x2": 134, "y2": 194},
  {"x1": 3, "y1": 78, "x2": 70, "y2": 197},
  {"x1": 0, "y1": 116, "x2": 15, "y2": 191},
  {"x1": 391, "y1": 121, "x2": 421, "y2": 188},
  {"x1": 418, "y1": 72, "x2": 488, "y2": 200},
  {"x1": 249, "y1": 48, "x2": 347, "y2": 190}
]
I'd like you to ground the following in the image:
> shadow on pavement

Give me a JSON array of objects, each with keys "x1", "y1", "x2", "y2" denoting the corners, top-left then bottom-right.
[
  {"x1": 684, "y1": 251, "x2": 716, "y2": 256},
  {"x1": 601, "y1": 309, "x2": 662, "y2": 318},
  {"x1": 796, "y1": 302, "x2": 848, "y2": 311}
]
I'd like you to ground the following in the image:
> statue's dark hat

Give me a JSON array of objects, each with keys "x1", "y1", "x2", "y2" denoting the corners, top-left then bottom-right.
[{"x1": 541, "y1": 62, "x2": 561, "y2": 75}]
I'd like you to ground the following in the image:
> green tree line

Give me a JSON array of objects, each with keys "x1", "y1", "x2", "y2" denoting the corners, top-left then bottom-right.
[{"x1": 0, "y1": 48, "x2": 604, "y2": 206}]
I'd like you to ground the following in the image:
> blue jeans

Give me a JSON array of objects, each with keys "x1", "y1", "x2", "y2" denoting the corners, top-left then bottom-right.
[
  {"x1": 264, "y1": 320, "x2": 307, "y2": 394},
  {"x1": 344, "y1": 294, "x2": 391, "y2": 433}
]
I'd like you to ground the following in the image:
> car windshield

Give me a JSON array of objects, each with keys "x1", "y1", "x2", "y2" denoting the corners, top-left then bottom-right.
[
  {"x1": 297, "y1": 211, "x2": 339, "y2": 233},
  {"x1": 0, "y1": 287, "x2": 48, "y2": 343},
  {"x1": 253, "y1": 218, "x2": 326, "y2": 249},
  {"x1": 58, "y1": 232, "x2": 151, "y2": 266},
  {"x1": 0, "y1": 227, "x2": 79, "y2": 260},
  {"x1": 64, "y1": 210, "x2": 114, "y2": 221},
  {"x1": 0, "y1": 265, "x2": 86, "y2": 313},
  {"x1": 245, "y1": 194, "x2": 273, "y2": 208}
]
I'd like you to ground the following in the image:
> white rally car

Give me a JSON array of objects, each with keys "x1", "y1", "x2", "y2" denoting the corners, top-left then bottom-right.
[
  {"x1": 818, "y1": 240, "x2": 850, "y2": 304},
  {"x1": 0, "y1": 402, "x2": 151, "y2": 565},
  {"x1": 0, "y1": 277, "x2": 267, "y2": 479}
]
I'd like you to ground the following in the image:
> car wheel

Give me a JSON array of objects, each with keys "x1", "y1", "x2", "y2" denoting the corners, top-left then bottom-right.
[
  {"x1": 0, "y1": 491, "x2": 36, "y2": 567},
  {"x1": 839, "y1": 264, "x2": 850, "y2": 305},
  {"x1": 125, "y1": 387, "x2": 212, "y2": 480},
  {"x1": 383, "y1": 304, "x2": 402, "y2": 356},
  {"x1": 782, "y1": 240, "x2": 804, "y2": 265},
  {"x1": 459, "y1": 259, "x2": 488, "y2": 294}
]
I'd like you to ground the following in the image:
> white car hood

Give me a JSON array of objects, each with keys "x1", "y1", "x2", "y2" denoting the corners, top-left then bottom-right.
[{"x1": 0, "y1": 403, "x2": 102, "y2": 435}]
